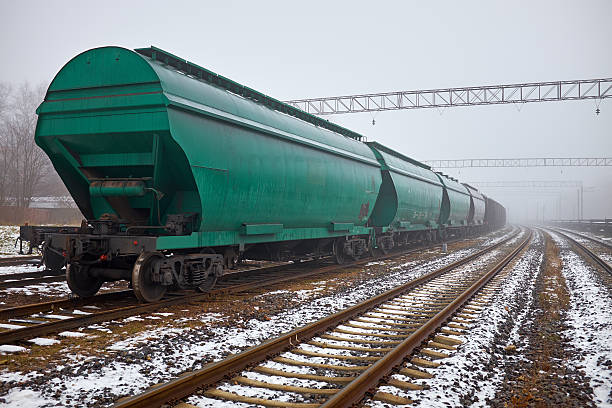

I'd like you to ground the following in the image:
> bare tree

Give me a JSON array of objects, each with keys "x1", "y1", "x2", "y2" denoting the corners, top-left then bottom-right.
[
  {"x1": 0, "y1": 82, "x2": 49, "y2": 208},
  {"x1": 0, "y1": 82, "x2": 14, "y2": 205}
]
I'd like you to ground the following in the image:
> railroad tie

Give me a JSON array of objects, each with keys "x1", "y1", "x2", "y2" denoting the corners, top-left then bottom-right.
[
  {"x1": 343, "y1": 322, "x2": 416, "y2": 333},
  {"x1": 354, "y1": 316, "x2": 419, "y2": 327},
  {"x1": 427, "y1": 340, "x2": 457, "y2": 351},
  {"x1": 399, "y1": 366, "x2": 433, "y2": 379},
  {"x1": 234, "y1": 376, "x2": 338, "y2": 395},
  {"x1": 333, "y1": 327, "x2": 407, "y2": 339},
  {"x1": 420, "y1": 348, "x2": 450, "y2": 359},
  {"x1": 273, "y1": 356, "x2": 368, "y2": 372},
  {"x1": 203, "y1": 388, "x2": 320, "y2": 408},
  {"x1": 320, "y1": 334, "x2": 401, "y2": 346},
  {"x1": 252, "y1": 366, "x2": 355, "y2": 384},
  {"x1": 411, "y1": 357, "x2": 441, "y2": 368},
  {"x1": 387, "y1": 377, "x2": 424, "y2": 391},
  {"x1": 434, "y1": 335, "x2": 463, "y2": 346},
  {"x1": 307, "y1": 340, "x2": 393, "y2": 353},
  {"x1": 292, "y1": 348, "x2": 380, "y2": 362},
  {"x1": 373, "y1": 391, "x2": 413, "y2": 405}
]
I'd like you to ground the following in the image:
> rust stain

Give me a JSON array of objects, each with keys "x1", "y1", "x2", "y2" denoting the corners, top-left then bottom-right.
[{"x1": 359, "y1": 202, "x2": 370, "y2": 219}]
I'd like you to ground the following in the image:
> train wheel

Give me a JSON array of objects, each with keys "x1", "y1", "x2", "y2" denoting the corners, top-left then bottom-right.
[
  {"x1": 132, "y1": 252, "x2": 166, "y2": 303},
  {"x1": 333, "y1": 239, "x2": 346, "y2": 264},
  {"x1": 66, "y1": 263, "x2": 102, "y2": 298},
  {"x1": 197, "y1": 261, "x2": 222, "y2": 293}
]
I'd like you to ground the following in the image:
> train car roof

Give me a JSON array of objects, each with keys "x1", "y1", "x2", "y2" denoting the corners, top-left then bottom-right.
[
  {"x1": 365, "y1": 141, "x2": 432, "y2": 170},
  {"x1": 134, "y1": 46, "x2": 365, "y2": 142}
]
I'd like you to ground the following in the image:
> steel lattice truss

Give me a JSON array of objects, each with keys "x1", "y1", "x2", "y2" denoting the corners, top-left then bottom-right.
[
  {"x1": 424, "y1": 157, "x2": 612, "y2": 169},
  {"x1": 471, "y1": 180, "x2": 583, "y2": 188},
  {"x1": 285, "y1": 78, "x2": 612, "y2": 115}
]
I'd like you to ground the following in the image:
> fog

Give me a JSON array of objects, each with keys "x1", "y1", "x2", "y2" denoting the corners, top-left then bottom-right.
[{"x1": 1, "y1": 0, "x2": 610, "y2": 222}]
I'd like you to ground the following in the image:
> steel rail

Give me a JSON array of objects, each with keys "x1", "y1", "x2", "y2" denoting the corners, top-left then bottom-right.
[
  {"x1": 0, "y1": 261, "x2": 321, "y2": 344},
  {"x1": 112, "y1": 229, "x2": 521, "y2": 408},
  {"x1": 0, "y1": 290, "x2": 133, "y2": 320},
  {"x1": 0, "y1": 256, "x2": 40, "y2": 267},
  {"x1": 0, "y1": 269, "x2": 64, "y2": 281},
  {"x1": 547, "y1": 228, "x2": 612, "y2": 275},
  {"x1": 0, "y1": 275, "x2": 65, "y2": 290},
  {"x1": 0, "y1": 230, "x2": 489, "y2": 342},
  {"x1": 321, "y1": 229, "x2": 532, "y2": 407},
  {"x1": 0, "y1": 259, "x2": 314, "y2": 321}
]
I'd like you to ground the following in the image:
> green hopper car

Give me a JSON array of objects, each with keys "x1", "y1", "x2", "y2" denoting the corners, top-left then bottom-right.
[{"x1": 34, "y1": 46, "x2": 505, "y2": 302}]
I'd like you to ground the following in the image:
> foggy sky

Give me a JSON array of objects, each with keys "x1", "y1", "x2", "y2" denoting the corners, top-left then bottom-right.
[{"x1": 1, "y1": 1, "x2": 611, "y2": 221}]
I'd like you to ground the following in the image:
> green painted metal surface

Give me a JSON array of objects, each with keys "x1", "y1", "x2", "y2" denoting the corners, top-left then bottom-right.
[
  {"x1": 35, "y1": 46, "x2": 382, "y2": 249},
  {"x1": 463, "y1": 184, "x2": 486, "y2": 225},
  {"x1": 242, "y1": 224, "x2": 284, "y2": 236},
  {"x1": 366, "y1": 142, "x2": 443, "y2": 230},
  {"x1": 435, "y1": 175, "x2": 471, "y2": 226}
]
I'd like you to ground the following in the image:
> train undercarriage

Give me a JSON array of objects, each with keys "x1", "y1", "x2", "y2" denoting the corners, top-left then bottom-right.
[{"x1": 21, "y1": 222, "x2": 490, "y2": 303}]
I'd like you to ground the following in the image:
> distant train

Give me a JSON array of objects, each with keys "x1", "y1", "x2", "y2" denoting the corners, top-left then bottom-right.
[{"x1": 32, "y1": 46, "x2": 506, "y2": 302}]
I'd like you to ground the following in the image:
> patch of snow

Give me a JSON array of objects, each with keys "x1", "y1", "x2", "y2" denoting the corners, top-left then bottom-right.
[
  {"x1": 42, "y1": 314, "x2": 73, "y2": 320},
  {"x1": 58, "y1": 331, "x2": 87, "y2": 338},
  {"x1": 28, "y1": 338, "x2": 60, "y2": 346},
  {"x1": 0, "y1": 345, "x2": 28, "y2": 353},
  {"x1": 123, "y1": 316, "x2": 145, "y2": 322},
  {"x1": 0, "y1": 323, "x2": 26, "y2": 330}
]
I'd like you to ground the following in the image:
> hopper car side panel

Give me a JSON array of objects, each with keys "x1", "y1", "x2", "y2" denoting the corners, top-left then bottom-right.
[
  {"x1": 367, "y1": 143, "x2": 443, "y2": 231},
  {"x1": 436, "y1": 175, "x2": 471, "y2": 227},
  {"x1": 463, "y1": 184, "x2": 486, "y2": 225}
]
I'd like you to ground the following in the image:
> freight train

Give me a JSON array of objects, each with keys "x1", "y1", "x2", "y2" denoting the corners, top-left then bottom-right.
[{"x1": 32, "y1": 46, "x2": 506, "y2": 302}]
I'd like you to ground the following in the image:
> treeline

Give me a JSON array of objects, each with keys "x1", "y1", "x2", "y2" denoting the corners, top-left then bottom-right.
[{"x1": 0, "y1": 82, "x2": 68, "y2": 208}]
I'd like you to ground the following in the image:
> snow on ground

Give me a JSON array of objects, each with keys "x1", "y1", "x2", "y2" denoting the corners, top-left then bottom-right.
[
  {"x1": 561, "y1": 230, "x2": 612, "y2": 265},
  {"x1": 0, "y1": 228, "x2": 517, "y2": 407},
  {"x1": 551, "y1": 232, "x2": 612, "y2": 407},
  {"x1": 0, "y1": 264, "x2": 43, "y2": 276},
  {"x1": 0, "y1": 226, "x2": 20, "y2": 257},
  {"x1": 1, "y1": 281, "x2": 72, "y2": 297},
  {"x1": 0, "y1": 345, "x2": 29, "y2": 354},
  {"x1": 28, "y1": 338, "x2": 61, "y2": 346},
  {"x1": 368, "y1": 231, "x2": 544, "y2": 408}
]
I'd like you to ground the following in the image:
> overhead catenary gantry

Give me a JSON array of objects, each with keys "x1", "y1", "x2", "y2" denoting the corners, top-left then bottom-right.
[
  {"x1": 285, "y1": 78, "x2": 611, "y2": 115},
  {"x1": 470, "y1": 180, "x2": 585, "y2": 220},
  {"x1": 424, "y1": 157, "x2": 612, "y2": 169}
]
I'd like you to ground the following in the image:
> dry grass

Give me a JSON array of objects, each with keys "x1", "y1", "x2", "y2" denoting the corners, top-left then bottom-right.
[{"x1": 508, "y1": 232, "x2": 570, "y2": 408}]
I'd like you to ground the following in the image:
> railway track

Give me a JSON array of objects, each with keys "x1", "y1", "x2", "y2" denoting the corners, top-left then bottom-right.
[
  {"x1": 0, "y1": 231, "x2": 515, "y2": 345},
  {"x1": 0, "y1": 271, "x2": 65, "y2": 290},
  {"x1": 0, "y1": 255, "x2": 65, "y2": 290},
  {"x1": 0, "y1": 255, "x2": 41, "y2": 267},
  {"x1": 113, "y1": 228, "x2": 530, "y2": 408},
  {"x1": 547, "y1": 228, "x2": 612, "y2": 275},
  {"x1": 553, "y1": 227, "x2": 612, "y2": 250}
]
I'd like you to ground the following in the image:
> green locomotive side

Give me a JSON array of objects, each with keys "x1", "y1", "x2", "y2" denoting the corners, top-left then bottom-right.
[{"x1": 35, "y1": 46, "x2": 382, "y2": 250}]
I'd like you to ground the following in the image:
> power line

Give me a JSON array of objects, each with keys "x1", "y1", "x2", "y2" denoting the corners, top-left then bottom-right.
[
  {"x1": 285, "y1": 78, "x2": 611, "y2": 115},
  {"x1": 424, "y1": 157, "x2": 612, "y2": 169}
]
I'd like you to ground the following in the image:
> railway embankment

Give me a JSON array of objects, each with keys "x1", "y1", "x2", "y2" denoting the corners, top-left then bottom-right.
[
  {"x1": 0, "y1": 229, "x2": 511, "y2": 406},
  {"x1": 492, "y1": 232, "x2": 596, "y2": 407}
]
